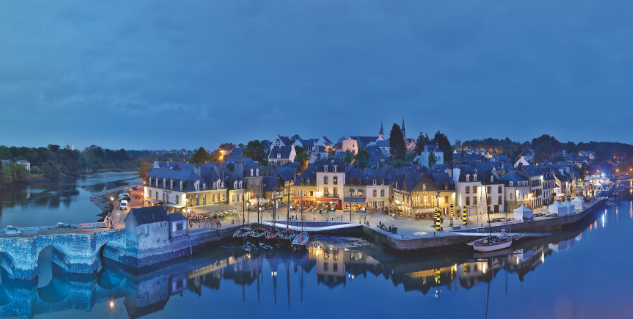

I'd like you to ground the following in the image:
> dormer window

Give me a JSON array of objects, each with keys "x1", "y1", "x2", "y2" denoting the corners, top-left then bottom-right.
[
  {"x1": 466, "y1": 174, "x2": 470, "y2": 182},
  {"x1": 203, "y1": 183, "x2": 207, "y2": 190},
  {"x1": 277, "y1": 153, "x2": 281, "y2": 159},
  {"x1": 256, "y1": 169, "x2": 259, "y2": 176},
  {"x1": 357, "y1": 178, "x2": 362, "y2": 185},
  {"x1": 234, "y1": 181, "x2": 238, "y2": 189},
  {"x1": 250, "y1": 169, "x2": 253, "y2": 177},
  {"x1": 221, "y1": 182, "x2": 225, "y2": 188},
  {"x1": 491, "y1": 175, "x2": 494, "y2": 182},
  {"x1": 473, "y1": 174, "x2": 477, "y2": 182},
  {"x1": 445, "y1": 182, "x2": 449, "y2": 190},
  {"x1": 349, "y1": 178, "x2": 354, "y2": 185},
  {"x1": 324, "y1": 166, "x2": 328, "y2": 172},
  {"x1": 510, "y1": 181, "x2": 514, "y2": 186},
  {"x1": 239, "y1": 181, "x2": 243, "y2": 189},
  {"x1": 373, "y1": 178, "x2": 377, "y2": 185},
  {"x1": 381, "y1": 178, "x2": 385, "y2": 185},
  {"x1": 307, "y1": 178, "x2": 311, "y2": 185},
  {"x1": 333, "y1": 165, "x2": 337, "y2": 172},
  {"x1": 301, "y1": 178, "x2": 305, "y2": 185},
  {"x1": 423, "y1": 183, "x2": 426, "y2": 191}
]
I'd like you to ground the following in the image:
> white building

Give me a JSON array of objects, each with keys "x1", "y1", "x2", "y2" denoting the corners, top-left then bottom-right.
[
  {"x1": 415, "y1": 145, "x2": 444, "y2": 168},
  {"x1": 316, "y1": 158, "x2": 346, "y2": 208},
  {"x1": 340, "y1": 137, "x2": 359, "y2": 155}
]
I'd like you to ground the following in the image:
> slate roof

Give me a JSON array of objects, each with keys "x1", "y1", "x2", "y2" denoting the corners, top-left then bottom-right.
[
  {"x1": 277, "y1": 135, "x2": 292, "y2": 146},
  {"x1": 269, "y1": 145, "x2": 293, "y2": 160},
  {"x1": 479, "y1": 169, "x2": 504, "y2": 185},
  {"x1": 375, "y1": 140, "x2": 390, "y2": 147},
  {"x1": 349, "y1": 136, "x2": 379, "y2": 148},
  {"x1": 317, "y1": 158, "x2": 344, "y2": 172},
  {"x1": 229, "y1": 147, "x2": 243, "y2": 158},
  {"x1": 127, "y1": 206, "x2": 169, "y2": 225},
  {"x1": 295, "y1": 166, "x2": 317, "y2": 185},
  {"x1": 277, "y1": 166, "x2": 296, "y2": 183},
  {"x1": 147, "y1": 167, "x2": 206, "y2": 192},
  {"x1": 499, "y1": 172, "x2": 528, "y2": 185},
  {"x1": 519, "y1": 165, "x2": 543, "y2": 176},
  {"x1": 168, "y1": 213, "x2": 189, "y2": 222},
  {"x1": 430, "y1": 172, "x2": 455, "y2": 190},
  {"x1": 262, "y1": 176, "x2": 280, "y2": 192}
]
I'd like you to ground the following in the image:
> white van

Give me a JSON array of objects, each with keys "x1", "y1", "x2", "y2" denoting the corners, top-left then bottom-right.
[{"x1": 120, "y1": 200, "x2": 128, "y2": 210}]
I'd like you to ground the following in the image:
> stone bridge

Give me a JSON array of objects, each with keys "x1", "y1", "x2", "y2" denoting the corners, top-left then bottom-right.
[{"x1": 0, "y1": 223, "x2": 125, "y2": 281}]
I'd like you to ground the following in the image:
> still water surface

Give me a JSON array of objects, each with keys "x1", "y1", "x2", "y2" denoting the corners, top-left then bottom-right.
[
  {"x1": 0, "y1": 171, "x2": 140, "y2": 227},
  {"x1": 0, "y1": 174, "x2": 632, "y2": 319}
]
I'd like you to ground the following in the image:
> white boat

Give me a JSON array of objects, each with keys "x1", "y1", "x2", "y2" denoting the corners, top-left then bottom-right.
[
  {"x1": 469, "y1": 235, "x2": 513, "y2": 252},
  {"x1": 292, "y1": 232, "x2": 309, "y2": 247},
  {"x1": 259, "y1": 242, "x2": 274, "y2": 250}
]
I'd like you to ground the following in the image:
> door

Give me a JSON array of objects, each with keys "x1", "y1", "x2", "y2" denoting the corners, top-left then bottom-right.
[{"x1": 494, "y1": 205, "x2": 499, "y2": 213}]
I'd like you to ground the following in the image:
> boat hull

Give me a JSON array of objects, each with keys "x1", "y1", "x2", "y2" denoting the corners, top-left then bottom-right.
[
  {"x1": 473, "y1": 238, "x2": 513, "y2": 252},
  {"x1": 292, "y1": 232, "x2": 309, "y2": 247}
]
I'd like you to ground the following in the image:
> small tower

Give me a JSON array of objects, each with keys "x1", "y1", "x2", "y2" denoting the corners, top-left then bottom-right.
[
  {"x1": 401, "y1": 118, "x2": 406, "y2": 139},
  {"x1": 378, "y1": 121, "x2": 384, "y2": 140}
]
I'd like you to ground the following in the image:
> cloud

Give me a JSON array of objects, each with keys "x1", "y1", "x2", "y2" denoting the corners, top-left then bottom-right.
[{"x1": 0, "y1": 0, "x2": 632, "y2": 150}]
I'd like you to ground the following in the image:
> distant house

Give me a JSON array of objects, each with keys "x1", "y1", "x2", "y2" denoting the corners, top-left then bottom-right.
[
  {"x1": 414, "y1": 145, "x2": 444, "y2": 168},
  {"x1": 268, "y1": 145, "x2": 296, "y2": 164},
  {"x1": 340, "y1": 137, "x2": 359, "y2": 155}
]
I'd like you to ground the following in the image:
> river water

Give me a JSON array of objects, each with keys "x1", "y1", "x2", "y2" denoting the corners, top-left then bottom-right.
[
  {"x1": 0, "y1": 171, "x2": 141, "y2": 227},
  {"x1": 0, "y1": 174, "x2": 632, "y2": 319}
]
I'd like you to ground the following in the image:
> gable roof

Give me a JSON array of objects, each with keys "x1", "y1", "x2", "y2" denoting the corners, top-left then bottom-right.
[
  {"x1": 127, "y1": 206, "x2": 169, "y2": 225},
  {"x1": 168, "y1": 213, "x2": 188, "y2": 222}
]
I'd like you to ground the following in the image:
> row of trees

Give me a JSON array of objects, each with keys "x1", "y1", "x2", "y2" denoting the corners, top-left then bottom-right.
[{"x1": 0, "y1": 144, "x2": 142, "y2": 186}]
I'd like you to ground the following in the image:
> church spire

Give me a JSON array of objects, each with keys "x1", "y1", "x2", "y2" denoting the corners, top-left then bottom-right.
[
  {"x1": 401, "y1": 117, "x2": 406, "y2": 138},
  {"x1": 379, "y1": 121, "x2": 384, "y2": 135}
]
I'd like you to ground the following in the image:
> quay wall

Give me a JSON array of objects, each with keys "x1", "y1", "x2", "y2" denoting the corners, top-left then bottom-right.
[{"x1": 363, "y1": 199, "x2": 607, "y2": 253}]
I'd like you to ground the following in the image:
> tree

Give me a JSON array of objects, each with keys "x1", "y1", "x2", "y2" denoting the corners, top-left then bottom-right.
[
  {"x1": 531, "y1": 135, "x2": 561, "y2": 153},
  {"x1": 41, "y1": 163, "x2": 54, "y2": 177},
  {"x1": 414, "y1": 132, "x2": 432, "y2": 154},
  {"x1": 389, "y1": 124, "x2": 407, "y2": 161},
  {"x1": 345, "y1": 151, "x2": 354, "y2": 166},
  {"x1": 219, "y1": 143, "x2": 236, "y2": 154},
  {"x1": 405, "y1": 152, "x2": 416, "y2": 163},
  {"x1": 16, "y1": 164, "x2": 28, "y2": 181},
  {"x1": 428, "y1": 153, "x2": 437, "y2": 167},
  {"x1": 294, "y1": 146, "x2": 309, "y2": 171},
  {"x1": 0, "y1": 146, "x2": 11, "y2": 160},
  {"x1": 31, "y1": 166, "x2": 41, "y2": 175},
  {"x1": 243, "y1": 140, "x2": 266, "y2": 162},
  {"x1": 138, "y1": 161, "x2": 153, "y2": 180},
  {"x1": 189, "y1": 147, "x2": 212, "y2": 164},
  {"x1": 454, "y1": 139, "x2": 462, "y2": 149},
  {"x1": 0, "y1": 161, "x2": 3, "y2": 185},
  {"x1": 565, "y1": 142, "x2": 578, "y2": 155},
  {"x1": 535, "y1": 141, "x2": 554, "y2": 159},
  {"x1": 354, "y1": 147, "x2": 370, "y2": 168},
  {"x1": 433, "y1": 130, "x2": 454, "y2": 162}
]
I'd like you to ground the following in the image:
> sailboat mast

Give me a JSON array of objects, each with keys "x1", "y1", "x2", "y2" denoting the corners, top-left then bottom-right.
[{"x1": 287, "y1": 191, "x2": 290, "y2": 231}]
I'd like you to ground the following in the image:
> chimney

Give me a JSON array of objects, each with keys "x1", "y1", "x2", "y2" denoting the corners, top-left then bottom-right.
[
  {"x1": 154, "y1": 161, "x2": 159, "y2": 168},
  {"x1": 445, "y1": 168, "x2": 452, "y2": 178},
  {"x1": 235, "y1": 161, "x2": 244, "y2": 178},
  {"x1": 452, "y1": 168, "x2": 460, "y2": 184},
  {"x1": 194, "y1": 164, "x2": 201, "y2": 177}
]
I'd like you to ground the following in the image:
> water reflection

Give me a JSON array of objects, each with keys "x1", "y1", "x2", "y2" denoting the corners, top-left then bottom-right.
[{"x1": 0, "y1": 196, "x2": 630, "y2": 318}]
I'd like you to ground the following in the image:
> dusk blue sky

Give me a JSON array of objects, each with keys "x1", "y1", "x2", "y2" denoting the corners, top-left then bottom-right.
[{"x1": 1, "y1": 0, "x2": 631, "y2": 150}]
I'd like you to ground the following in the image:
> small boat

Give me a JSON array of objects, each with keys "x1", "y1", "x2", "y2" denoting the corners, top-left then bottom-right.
[
  {"x1": 233, "y1": 226, "x2": 251, "y2": 240},
  {"x1": 291, "y1": 232, "x2": 309, "y2": 248},
  {"x1": 265, "y1": 227, "x2": 280, "y2": 240},
  {"x1": 279, "y1": 229, "x2": 295, "y2": 242},
  {"x1": 249, "y1": 226, "x2": 266, "y2": 239},
  {"x1": 259, "y1": 242, "x2": 274, "y2": 250},
  {"x1": 468, "y1": 235, "x2": 513, "y2": 252},
  {"x1": 243, "y1": 242, "x2": 257, "y2": 252}
]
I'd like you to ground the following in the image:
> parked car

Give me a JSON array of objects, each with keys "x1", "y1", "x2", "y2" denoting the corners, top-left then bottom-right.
[{"x1": 120, "y1": 200, "x2": 128, "y2": 210}]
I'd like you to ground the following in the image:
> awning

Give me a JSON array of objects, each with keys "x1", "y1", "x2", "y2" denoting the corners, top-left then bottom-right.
[
  {"x1": 293, "y1": 197, "x2": 315, "y2": 201},
  {"x1": 191, "y1": 204, "x2": 238, "y2": 214},
  {"x1": 344, "y1": 197, "x2": 365, "y2": 204},
  {"x1": 315, "y1": 198, "x2": 338, "y2": 203}
]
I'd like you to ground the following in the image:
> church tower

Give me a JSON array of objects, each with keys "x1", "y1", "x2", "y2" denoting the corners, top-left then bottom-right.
[
  {"x1": 401, "y1": 118, "x2": 406, "y2": 139},
  {"x1": 378, "y1": 121, "x2": 384, "y2": 140}
]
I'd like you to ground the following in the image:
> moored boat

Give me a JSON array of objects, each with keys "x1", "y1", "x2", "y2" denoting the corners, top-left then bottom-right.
[
  {"x1": 265, "y1": 227, "x2": 280, "y2": 240},
  {"x1": 259, "y1": 242, "x2": 274, "y2": 250},
  {"x1": 291, "y1": 231, "x2": 309, "y2": 248},
  {"x1": 469, "y1": 235, "x2": 513, "y2": 252},
  {"x1": 233, "y1": 226, "x2": 251, "y2": 241}
]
